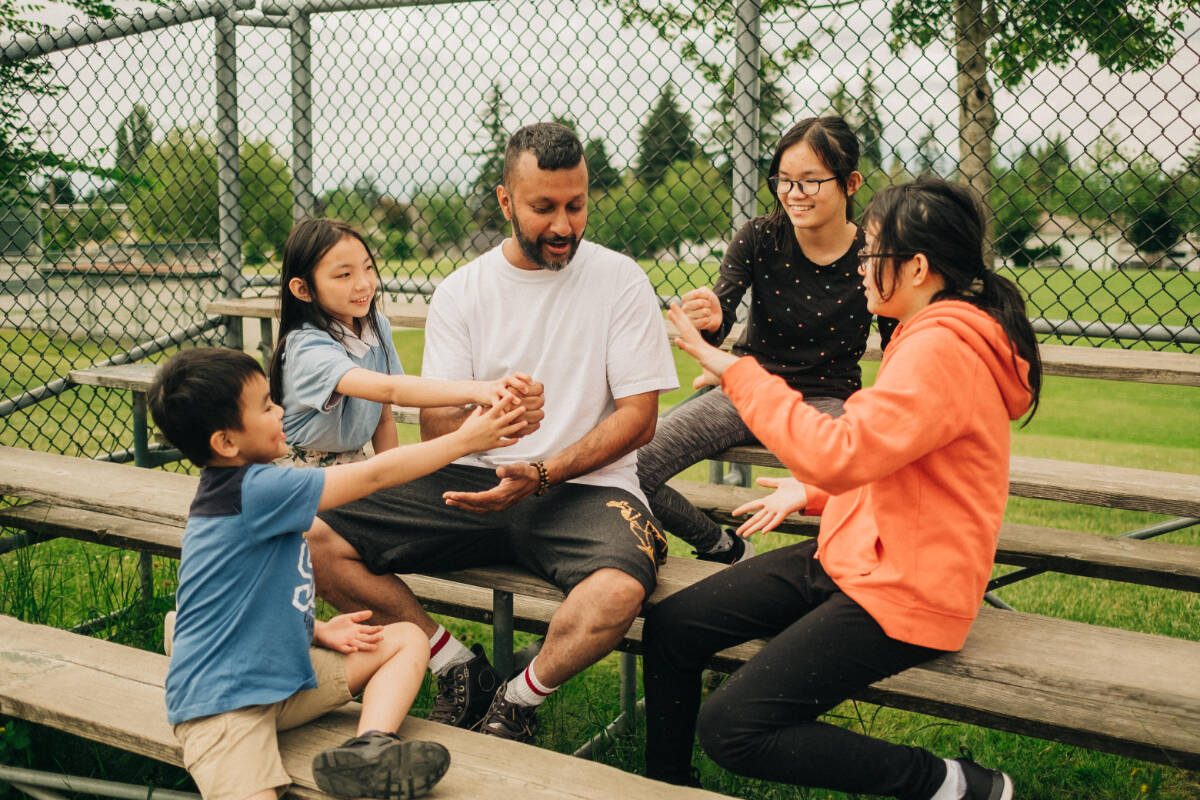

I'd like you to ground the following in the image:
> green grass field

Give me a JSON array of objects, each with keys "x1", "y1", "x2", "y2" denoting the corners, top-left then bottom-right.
[{"x1": 1, "y1": 322, "x2": 1199, "y2": 798}]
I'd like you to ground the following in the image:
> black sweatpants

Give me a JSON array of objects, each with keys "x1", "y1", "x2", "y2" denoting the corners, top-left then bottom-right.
[{"x1": 643, "y1": 539, "x2": 948, "y2": 800}]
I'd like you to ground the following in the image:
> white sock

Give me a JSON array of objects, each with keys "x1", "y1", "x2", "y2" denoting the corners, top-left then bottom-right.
[
  {"x1": 928, "y1": 759, "x2": 967, "y2": 800},
  {"x1": 503, "y1": 656, "x2": 556, "y2": 707},
  {"x1": 427, "y1": 625, "x2": 473, "y2": 676}
]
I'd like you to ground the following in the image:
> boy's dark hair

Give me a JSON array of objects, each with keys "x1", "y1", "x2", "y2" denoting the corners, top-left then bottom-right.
[
  {"x1": 502, "y1": 122, "x2": 584, "y2": 187},
  {"x1": 149, "y1": 348, "x2": 265, "y2": 467}
]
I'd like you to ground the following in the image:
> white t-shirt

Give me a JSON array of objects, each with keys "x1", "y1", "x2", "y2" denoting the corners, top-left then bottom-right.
[{"x1": 423, "y1": 239, "x2": 678, "y2": 503}]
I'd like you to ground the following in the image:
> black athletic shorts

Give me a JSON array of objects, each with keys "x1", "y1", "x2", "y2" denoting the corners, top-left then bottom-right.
[{"x1": 316, "y1": 464, "x2": 667, "y2": 598}]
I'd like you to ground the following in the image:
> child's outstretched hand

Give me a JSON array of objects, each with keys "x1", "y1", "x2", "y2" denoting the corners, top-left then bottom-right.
[
  {"x1": 314, "y1": 609, "x2": 384, "y2": 654},
  {"x1": 667, "y1": 302, "x2": 740, "y2": 389},
  {"x1": 478, "y1": 372, "x2": 533, "y2": 407},
  {"x1": 456, "y1": 396, "x2": 527, "y2": 453},
  {"x1": 730, "y1": 476, "x2": 808, "y2": 537}
]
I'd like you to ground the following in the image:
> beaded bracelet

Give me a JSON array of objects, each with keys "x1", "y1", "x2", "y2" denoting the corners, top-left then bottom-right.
[{"x1": 531, "y1": 460, "x2": 550, "y2": 496}]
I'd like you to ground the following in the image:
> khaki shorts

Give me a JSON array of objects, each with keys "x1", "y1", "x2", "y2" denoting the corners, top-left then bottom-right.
[{"x1": 173, "y1": 647, "x2": 352, "y2": 800}]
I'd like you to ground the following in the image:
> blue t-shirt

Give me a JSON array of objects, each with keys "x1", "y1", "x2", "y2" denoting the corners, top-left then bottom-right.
[
  {"x1": 165, "y1": 463, "x2": 325, "y2": 725},
  {"x1": 280, "y1": 311, "x2": 403, "y2": 454}
]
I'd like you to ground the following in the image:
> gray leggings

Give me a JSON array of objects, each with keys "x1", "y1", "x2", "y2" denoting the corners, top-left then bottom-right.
[{"x1": 636, "y1": 388, "x2": 844, "y2": 551}]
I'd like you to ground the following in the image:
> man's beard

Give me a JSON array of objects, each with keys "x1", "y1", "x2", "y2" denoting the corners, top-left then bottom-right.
[{"x1": 512, "y1": 212, "x2": 580, "y2": 271}]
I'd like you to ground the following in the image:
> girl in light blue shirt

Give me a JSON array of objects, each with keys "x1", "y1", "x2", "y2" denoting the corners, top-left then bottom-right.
[{"x1": 268, "y1": 218, "x2": 528, "y2": 465}]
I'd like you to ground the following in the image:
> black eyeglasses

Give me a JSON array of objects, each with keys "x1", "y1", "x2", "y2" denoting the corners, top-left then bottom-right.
[{"x1": 767, "y1": 175, "x2": 838, "y2": 197}]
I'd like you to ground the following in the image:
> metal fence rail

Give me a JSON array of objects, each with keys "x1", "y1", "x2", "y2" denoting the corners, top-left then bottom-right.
[{"x1": 1, "y1": 0, "x2": 1198, "y2": 456}]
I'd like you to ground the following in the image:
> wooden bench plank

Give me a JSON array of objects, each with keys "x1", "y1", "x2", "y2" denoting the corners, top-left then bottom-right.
[
  {"x1": 712, "y1": 447, "x2": 1200, "y2": 517},
  {"x1": 205, "y1": 294, "x2": 1200, "y2": 387},
  {"x1": 0, "y1": 616, "x2": 729, "y2": 800}
]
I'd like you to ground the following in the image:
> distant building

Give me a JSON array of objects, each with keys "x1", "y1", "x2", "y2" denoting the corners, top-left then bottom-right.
[{"x1": 1026, "y1": 214, "x2": 1198, "y2": 272}]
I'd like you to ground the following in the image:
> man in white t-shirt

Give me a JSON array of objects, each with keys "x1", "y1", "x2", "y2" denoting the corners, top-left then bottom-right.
[{"x1": 309, "y1": 122, "x2": 678, "y2": 743}]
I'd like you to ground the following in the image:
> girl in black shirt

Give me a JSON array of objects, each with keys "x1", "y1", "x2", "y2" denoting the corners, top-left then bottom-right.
[{"x1": 636, "y1": 117, "x2": 894, "y2": 562}]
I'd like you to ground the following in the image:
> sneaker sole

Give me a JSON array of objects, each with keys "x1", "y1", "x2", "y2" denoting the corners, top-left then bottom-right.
[{"x1": 312, "y1": 739, "x2": 450, "y2": 800}]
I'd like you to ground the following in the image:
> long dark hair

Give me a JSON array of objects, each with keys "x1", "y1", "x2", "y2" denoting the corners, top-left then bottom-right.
[
  {"x1": 268, "y1": 217, "x2": 389, "y2": 404},
  {"x1": 862, "y1": 177, "x2": 1042, "y2": 421},
  {"x1": 764, "y1": 116, "x2": 861, "y2": 240}
]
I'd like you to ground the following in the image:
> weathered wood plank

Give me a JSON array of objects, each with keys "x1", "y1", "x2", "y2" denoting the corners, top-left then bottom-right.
[
  {"x1": 0, "y1": 503, "x2": 183, "y2": 558},
  {"x1": 0, "y1": 446, "x2": 193, "y2": 526},
  {"x1": 709, "y1": 448, "x2": 1200, "y2": 517},
  {"x1": 668, "y1": 480, "x2": 1200, "y2": 591},
  {"x1": 70, "y1": 363, "x2": 160, "y2": 391},
  {"x1": 206, "y1": 296, "x2": 431, "y2": 330},
  {"x1": 0, "y1": 616, "x2": 729, "y2": 800}
]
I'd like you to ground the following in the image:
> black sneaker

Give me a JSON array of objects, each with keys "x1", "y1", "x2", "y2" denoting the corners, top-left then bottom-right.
[
  {"x1": 428, "y1": 643, "x2": 501, "y2": 728},
  {"x1": 312, "y1": 732, "x2": 449, "y2": 800},
  {"x1": 479, "y1": 682, "x2": 539, "y2": 743},
  {"x1": 695, "y1": 531, "x2": 755, "y2": 565},
  {"x1": 955, "y1": 752, "x2": 1014, "y2": 800}
]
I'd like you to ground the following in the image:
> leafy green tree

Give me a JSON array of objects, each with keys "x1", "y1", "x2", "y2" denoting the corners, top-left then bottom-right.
[
  {"x1": 637, "y1": 83, "x2": 697, "y2": 187},
  {"x1": 129, "y1": 126, "x2": 291, "y2": 260},
  {"x1": 239, "y1": 138, "x2": 292, "y2": 264},
  {"x1": 889, "y1": 0, "x2": 1192, "y2": 263},
  {"x1": 585, "y1": 137, "x2": 623, "y2": 190},
  {"x1": 708, "y1": 53, "x2": 793, "y2": 176},
  {"x1": 827, "y1": 69, "x2": 885, "y2": 171},
  {"x1": 471, "y1": 81, "x2": 509, "y2": 231},
  {"x1": 606, "y1": 0, "x2": 1192, "y2": 265},
  {"x1": 2, "y1": 0, "x2": 142, "y2": 206},
  {"x1": 116, "y1": 105, "x2": 153, "y2": 178},
  {"x1": 411, "y1": 187, "x2": 472, "y2": 256}
]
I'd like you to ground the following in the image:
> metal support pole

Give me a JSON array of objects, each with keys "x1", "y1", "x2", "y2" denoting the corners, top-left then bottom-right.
[
  {"x1": 0, "y1": 765, "x2": 200, "y2": 800},
  {"x1": 131, "y1": 392, "x2": 155, "y2": 603},
  {"x1": 709, "y1": 0, "x2": 761, "y2": 490},
  {"x1": 289, "y1": 10, "x2": 315, "y2": 222},
  {"x1": 619, "y1": 651, "x2": 637, "y2": 720},
  {"x1": 492, "y1": 590, "x2": 514, "y2": 679},
  {"x1": 0, "y1": 0, "x2": 254, "y2": 64},
  {"x1": 216, "y1": 13, "x2": 244, "y2": 350}
]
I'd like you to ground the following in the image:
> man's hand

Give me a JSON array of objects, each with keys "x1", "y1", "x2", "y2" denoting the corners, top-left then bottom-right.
[
  {"x1": 514, "y1": 382, "x2": 545, "y2": 438},
  {"x1": 313, "y1": 609, "x2": 383, "y2": 653},
  {"x1": 680, "y1": 286, "x2": 722, "y2": 332},
  {"x1": 442, "y1": 462, "x2": 539, "y2": 513}
]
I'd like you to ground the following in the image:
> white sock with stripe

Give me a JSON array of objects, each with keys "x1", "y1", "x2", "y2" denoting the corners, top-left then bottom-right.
[
  {"x1": 427, "y1": 625, "x2": 474, "y2": 676},
  {"x1": 503, "y1": 656, "x2": 556, "y2": 707}
]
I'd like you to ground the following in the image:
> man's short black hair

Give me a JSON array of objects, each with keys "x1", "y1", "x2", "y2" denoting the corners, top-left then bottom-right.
[
  {"x1": 148, "y1": 348, "x2": 264, "y2": 467},
  {"x1": 502, "y1": 122, "x2": 585, "y2": 187}
]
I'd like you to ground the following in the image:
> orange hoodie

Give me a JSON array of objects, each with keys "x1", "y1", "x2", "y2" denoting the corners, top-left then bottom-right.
[{"x1": 721, "y1": 300, "x2": 1033, "y2": 651}]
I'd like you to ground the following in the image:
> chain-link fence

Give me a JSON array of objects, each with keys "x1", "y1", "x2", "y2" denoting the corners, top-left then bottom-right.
[{"x1": 2, "y1": 0, "x2": 1198, "y2": 458}]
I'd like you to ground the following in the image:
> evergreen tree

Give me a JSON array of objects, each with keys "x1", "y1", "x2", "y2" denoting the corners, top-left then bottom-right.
[
  {"x1": 637, "y1": 84, "x2": 697, "y2": 188},
  {"x1": 115, "y1": 105, "x2": 153, "y2": 177},
  {"x1": 471, "y1": 81, "x2": 509, "y2": 231},
  {"x1": 585, "y1": 137, "x2": 622, "y2": 190}
]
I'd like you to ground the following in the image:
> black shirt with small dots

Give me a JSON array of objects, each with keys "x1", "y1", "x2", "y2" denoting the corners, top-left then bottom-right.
[{"x1": 702, "y1": 216, "x2": 896, "y2": 401}]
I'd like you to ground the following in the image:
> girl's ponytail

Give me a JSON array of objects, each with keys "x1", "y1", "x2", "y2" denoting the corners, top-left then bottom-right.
[
  {"x1": 975, "y1": 270, "x2": 1042, "y2": 422},
  {"x1": 863, "y1": 178, "x2": 1042, "y2": 421}
]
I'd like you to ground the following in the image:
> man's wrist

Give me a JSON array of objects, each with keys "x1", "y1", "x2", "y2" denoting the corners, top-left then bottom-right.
[{"x1": 531, "y1": 460, "x2": 550, "y2": 495}]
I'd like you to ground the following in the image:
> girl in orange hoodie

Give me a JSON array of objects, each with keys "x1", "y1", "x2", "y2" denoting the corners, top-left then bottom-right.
[{"x1": 642, "y1": 177, "x2": 1042, "y2": 800}]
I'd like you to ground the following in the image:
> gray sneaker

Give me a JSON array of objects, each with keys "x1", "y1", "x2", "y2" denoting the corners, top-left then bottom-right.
[
  {"x1": 428, "y1": 643, "x2": 501, "y2": 728},
  {"x1": 312, "y1": 732, "x2": 449, "y2": 800},
  {"x1": 955, "y1": 752, "x2": 1014, "y2": 800},
  {"x1": 479, "y1": 683, "x2": 539, "y2": 743}
]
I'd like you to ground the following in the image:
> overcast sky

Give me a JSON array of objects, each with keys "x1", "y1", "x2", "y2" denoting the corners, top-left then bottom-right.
[{"x1": 20, "y1": 0, "x2": 1200, "y2": 198}]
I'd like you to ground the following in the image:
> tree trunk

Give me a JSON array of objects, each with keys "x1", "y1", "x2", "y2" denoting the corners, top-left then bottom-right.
[{"x1": 954, "y1": 0, "x2": 997, "y2": 267}]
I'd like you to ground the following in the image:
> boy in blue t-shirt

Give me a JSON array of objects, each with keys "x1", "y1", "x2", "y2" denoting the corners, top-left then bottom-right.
[{"x1": 149, "y1": 347, "x2": 525, "y2": 800}]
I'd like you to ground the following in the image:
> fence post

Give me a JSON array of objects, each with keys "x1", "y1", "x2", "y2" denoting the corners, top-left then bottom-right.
[
  {"x1": 289, "y1": 9, "x2": 316, "y2": 221},
  {"x1": 713, "y1": 0, "x2": 761, "y2": 488},
  {"x1": 216, "y1": 12, "x2": 244, "y2": 350}
]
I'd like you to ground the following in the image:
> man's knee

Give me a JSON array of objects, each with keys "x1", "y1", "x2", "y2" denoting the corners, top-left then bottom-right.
[
  {"x1": 306, "y1": 519, "x2": 360, "y2": 592},
  {"x1": 580, "y1": 568, "x2": 646, "y2": 621}
]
